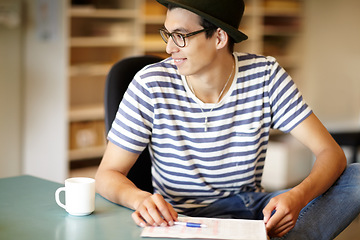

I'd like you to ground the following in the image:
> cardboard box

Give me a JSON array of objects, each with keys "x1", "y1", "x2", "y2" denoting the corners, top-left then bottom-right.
[{"x1": 70, "y1": 120, "x2": 106, "y2": 150}]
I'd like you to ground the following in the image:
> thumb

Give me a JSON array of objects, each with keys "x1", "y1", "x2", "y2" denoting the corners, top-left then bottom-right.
[{"x1": 263, "y1": 200, "x2": 276, "y2": 224}]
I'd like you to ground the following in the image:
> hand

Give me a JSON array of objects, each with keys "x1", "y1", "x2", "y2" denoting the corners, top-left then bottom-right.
[
  {"x1": 131, "y1": 193, "x2": 178, "y2": 227},
  {"x1": 263, "y1": 190, "x2": 305, "y2": 238}
]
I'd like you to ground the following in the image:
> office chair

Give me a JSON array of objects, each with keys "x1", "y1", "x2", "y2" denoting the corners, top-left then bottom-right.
[
  {"x1": 104, "y1": 55, "x2": 163, "y2": 193},
  {"x1": 331, "y1": 131, "x2": 360, "y2": 164}
]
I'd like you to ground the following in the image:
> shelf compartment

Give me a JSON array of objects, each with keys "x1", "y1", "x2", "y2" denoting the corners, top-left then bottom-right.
[
  {"x1": 142, "y1": 15, "x2": 166, "y2": 24},
  {"x1": 263, "y1": 15, "x2": 300, "y2": 36},
  {"x1": 70, "y1": 46, "x2": 133, "y2": 65},
  {"x1": 69, "y1": 119, "x2": 106, "y2": 161},
  {"x1": 69, "y1": 74, "x2": 105, "y2": 107},
  {"x1": 142, "y1": 34, "x2": 165, "y2": 52}
]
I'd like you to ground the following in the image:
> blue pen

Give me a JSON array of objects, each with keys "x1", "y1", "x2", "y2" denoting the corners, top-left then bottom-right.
[{"x1": 174, "y1": 221, "x2": 208, "y2": 228}]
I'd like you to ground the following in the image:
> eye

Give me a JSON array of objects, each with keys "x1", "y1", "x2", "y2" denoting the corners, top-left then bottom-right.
[{"x1": 173, "y1": 32, "x2": 184, "y2": 41}]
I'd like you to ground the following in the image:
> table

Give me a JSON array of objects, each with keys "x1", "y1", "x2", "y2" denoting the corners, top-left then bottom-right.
[{"x1": 0, "y1": 175, "x2": 194, "y2": 240}]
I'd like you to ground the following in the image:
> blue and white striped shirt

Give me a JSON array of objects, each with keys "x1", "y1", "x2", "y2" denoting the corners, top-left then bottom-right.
[{"x1": 108, "y1": 52, "x2": 312, "y2": 212}]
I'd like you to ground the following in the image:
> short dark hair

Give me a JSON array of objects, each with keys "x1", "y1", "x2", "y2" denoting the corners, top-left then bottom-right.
[{"x1": 167, "y1": 4, "x2": 235, "y2": 52}]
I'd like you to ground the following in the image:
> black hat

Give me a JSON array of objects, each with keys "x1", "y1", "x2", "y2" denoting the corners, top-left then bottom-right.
[{"x1": 156, "y1": 0, "x2": 248, "y2": 43}]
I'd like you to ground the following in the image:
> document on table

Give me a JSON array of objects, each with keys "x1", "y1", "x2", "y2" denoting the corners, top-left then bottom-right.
[{"x1": 141, "y1": 216, "x2": 267, "y2": 240}]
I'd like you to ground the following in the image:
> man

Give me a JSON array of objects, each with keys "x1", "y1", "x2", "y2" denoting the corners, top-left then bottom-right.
[{"x1": 95, "y1": 0, "x2": 360, "y2": 239}]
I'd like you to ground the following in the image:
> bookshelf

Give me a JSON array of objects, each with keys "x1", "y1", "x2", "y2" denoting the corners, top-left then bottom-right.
[{"x1": 67, "y1": 0, "x2": 143, "y2": 161}]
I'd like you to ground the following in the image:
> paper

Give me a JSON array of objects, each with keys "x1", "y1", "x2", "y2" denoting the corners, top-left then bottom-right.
[{"x1": 141, "y1": 216, "x2": 267, "y2": 240}]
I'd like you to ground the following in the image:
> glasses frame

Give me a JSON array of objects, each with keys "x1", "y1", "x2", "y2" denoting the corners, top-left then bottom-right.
[{"x1": 159, "y1": 28, "x2": 210, "y2": 48}]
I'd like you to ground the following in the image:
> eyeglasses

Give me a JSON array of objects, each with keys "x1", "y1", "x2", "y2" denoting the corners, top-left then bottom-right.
[{"x1": 159, "y1": 28, "x2": 209, "y2": 48}]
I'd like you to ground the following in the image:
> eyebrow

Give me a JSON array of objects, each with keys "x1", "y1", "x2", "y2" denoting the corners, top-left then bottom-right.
[{"x1": 163, "y1": 26, "x2": 189, "y2": 34}]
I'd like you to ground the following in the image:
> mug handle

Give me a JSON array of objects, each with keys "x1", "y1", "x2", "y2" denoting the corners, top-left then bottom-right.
[{"x1": 55, "y1": 187, "x2": 66, "y2": 209}]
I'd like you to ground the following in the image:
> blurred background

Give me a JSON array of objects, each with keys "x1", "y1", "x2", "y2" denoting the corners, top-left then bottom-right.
[
  {"x1": 0, "y1": 0, "x2": 359, "y2": 238},
  {"x1": 1, "y1": 0, "x2": 359, "y2": 190}
]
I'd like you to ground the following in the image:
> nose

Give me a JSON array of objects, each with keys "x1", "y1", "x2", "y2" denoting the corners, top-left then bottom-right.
[{"x1": 165, "y1": 37, "x2": 179, "y2": 55}]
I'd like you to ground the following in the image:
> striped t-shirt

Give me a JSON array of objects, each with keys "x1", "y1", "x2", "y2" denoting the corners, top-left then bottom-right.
[{"x1": 108, "y1": 52, "x2": 312, "y2": 213}]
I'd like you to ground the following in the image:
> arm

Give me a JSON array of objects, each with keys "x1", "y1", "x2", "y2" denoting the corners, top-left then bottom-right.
[
  {"x1": 263, "y1": 113, "x2": 347, "y2": 237},
  {"x1": 95, "y1": 141, "x2": 178, "y2": 227}
]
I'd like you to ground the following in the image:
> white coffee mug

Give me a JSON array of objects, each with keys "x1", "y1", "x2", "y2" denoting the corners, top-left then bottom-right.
[{"x1": 55, "y1": 177, "x2": 95, "y2": 216}]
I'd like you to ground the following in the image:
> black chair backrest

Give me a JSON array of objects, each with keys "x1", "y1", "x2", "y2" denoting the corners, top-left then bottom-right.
[{"x1": 104, "y1": 55, "x2": 163, "y2": 193}]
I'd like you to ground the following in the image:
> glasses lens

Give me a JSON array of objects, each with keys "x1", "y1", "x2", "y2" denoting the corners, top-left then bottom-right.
[
  {"x1": 172, "y1": 33, "x2": 185, "y2": 47},
  {"x1": 159, "y1": 29, "x2": 185, "y2": 48},
  {"x1": 160, "y1": 29, "x2": 169, "y2": 43}
]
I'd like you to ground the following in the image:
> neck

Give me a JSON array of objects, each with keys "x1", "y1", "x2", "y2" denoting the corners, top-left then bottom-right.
[{"x1": 187, "y1": 54, "x2": 235, "y2": 103}]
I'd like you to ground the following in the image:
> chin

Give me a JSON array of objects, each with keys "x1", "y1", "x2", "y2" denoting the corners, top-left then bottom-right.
[{"x1": 176, "y1": 67, "x2": 188, "y2": 76}]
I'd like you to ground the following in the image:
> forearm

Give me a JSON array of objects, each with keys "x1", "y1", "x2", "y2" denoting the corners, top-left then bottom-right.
[
  {"x1": 95, "y1": 142, "x2": 152, "y2": 210},
  {"x1": 292, "y1": 146, "x2": 346, "y2": 207},
  {"x1": 289, "y1": 113, "x2": 347, "y2": 206},
  {"x1": 263, "y1": 144, "x2": 346, "y2": 237},
  {"x1": 95, "y1": 143, "x2": 178, "y2": 227},
  {"x1": 95, "y1": 168, "x2": 152, "y2": 210}
]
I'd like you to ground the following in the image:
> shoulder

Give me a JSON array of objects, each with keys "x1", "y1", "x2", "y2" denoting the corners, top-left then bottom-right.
[
  {"x1": 234, "y1": 52, "x2": 286, "y2": 85},
  {"x1": 135, "y1": 57, "x2": 180, "y2": 80},
  {"x1": 234, "y1": 52, "x2": 277, "y2": 68},
  {"x1": 131, "y1": 57, "x2": 184, "y2": 93}
]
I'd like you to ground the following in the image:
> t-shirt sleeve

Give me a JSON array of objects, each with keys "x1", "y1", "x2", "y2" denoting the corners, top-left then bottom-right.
[
  {"x1": 107, "y1": 70, "x2": 154, "y2": 154},
  {"x1": 267, "y1": 57, "x2": 312, "y2": 132}
]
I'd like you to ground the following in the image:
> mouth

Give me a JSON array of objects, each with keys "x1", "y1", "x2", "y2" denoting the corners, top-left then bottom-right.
[{"x1": 172, "y1": 57, "x2": 186, "y2": 66}]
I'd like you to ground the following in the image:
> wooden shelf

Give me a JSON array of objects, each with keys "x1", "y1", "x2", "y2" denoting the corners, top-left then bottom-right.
[
  {"x1": 263, "y1": 26, "x2": 300, "y2": 36},
  {"x1": 69, "y1": 7, "x2": 138, "y2": 18},
  {"x1": 264, "y1": 8, "x2": 301, "y2": 17},
  {"x1": 69, "y1": 145, "x2": 106, "y2": 161},
  {"x1": 69, "y1": 64, "x2": 112, "y2": 77},
  {"x1": 70, "y1": 37, "x2": 136, "y2": 47},
  {"x1": 264, "y1": 0, "x2": 302, "y2": 16},
  {"x1": 69, "y1": 104, "x2": 104, "y2": 122}
]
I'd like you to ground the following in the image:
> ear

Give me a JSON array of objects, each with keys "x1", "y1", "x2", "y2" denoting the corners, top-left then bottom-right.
[{"x1": 215, "y1": 28, "x2": 229, "y2": 50}]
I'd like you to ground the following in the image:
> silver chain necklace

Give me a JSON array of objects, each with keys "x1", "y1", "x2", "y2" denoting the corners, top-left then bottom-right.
[{"x1": 187, "y1": 62, "x2": 234, "y2": 132}]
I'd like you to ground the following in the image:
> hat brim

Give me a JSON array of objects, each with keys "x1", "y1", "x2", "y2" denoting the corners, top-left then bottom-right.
[{"x1": 156, "y1": 0, "x2": 248, "y2": 43}]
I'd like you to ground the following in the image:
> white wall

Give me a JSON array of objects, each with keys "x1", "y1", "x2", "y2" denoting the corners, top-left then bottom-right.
[
  {"x1": 22, "y1": 0, "x2": 68, "y2": 182},
  {"x1": 302, "y1": 0, "x2": 360, "y2": 130},
  {"x1": 0, "y1": 0, "x2": 67, "y2": 182},
  {"x1": 0, "y1": 0, "x2": 22, "y2": 178}
]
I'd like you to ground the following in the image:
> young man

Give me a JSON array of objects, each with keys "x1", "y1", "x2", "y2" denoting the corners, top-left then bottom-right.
[{"x1": 95, "y1": 0, "x2": 360, "y2": 239}]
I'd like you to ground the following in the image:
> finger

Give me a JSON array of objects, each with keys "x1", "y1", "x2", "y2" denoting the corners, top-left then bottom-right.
[
  {"x1": 131, "y1": 211, "x2": 148, "y2": 228},
  {"x1": 144, "y1": 204, "x2": 167, "y2": 226},
  {"x1": 272, "y1": 219, "x2": 291, "y2": 233},
  {"x1": 152, "y1": 194, "x2": 176, "y2": 226},
  {"x1": 263, "y1": 199, "x2": 277, "y2": 224},
  {"x1": 137, "y1": 197, "x2": 162, "y2": 226},
  {"x1": 167, "y1": 202, "x2": 178, "y2": 223},
  {"x1": 138, "y1": 206, "x2": 158, "y2": 226},
  {"x1": 267, "y1": 210, "x2": 297, "y2": 238},
  {"x1": 268, "y1": 220, "x2": 294, "y2": 238},
  {"x1": 265, "y1": 208, "x2": 285, "y2": 233},
  {"x1": 135, "y1": 194, "x2": 167, "y2": 226},
  {"x1": 270, "y1": 208, "x2": 297, "y2": 233},
  {"x1": 162, "y1": 201, "x2": 178, "y2": 226}
]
